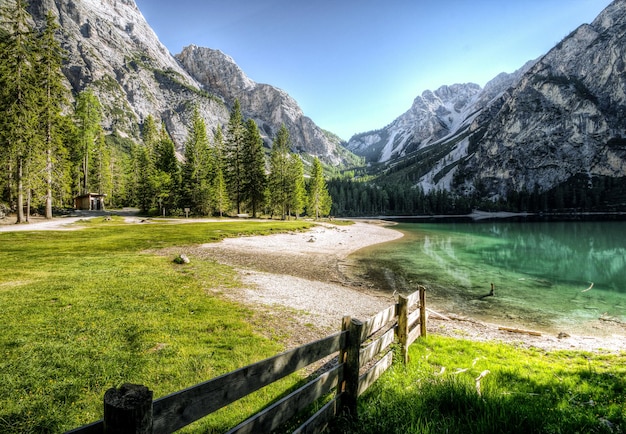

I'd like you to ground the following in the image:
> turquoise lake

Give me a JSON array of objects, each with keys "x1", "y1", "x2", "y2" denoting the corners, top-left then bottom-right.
[{"x1": 350, "y1": 220, "x2": 626, "y2": 334}]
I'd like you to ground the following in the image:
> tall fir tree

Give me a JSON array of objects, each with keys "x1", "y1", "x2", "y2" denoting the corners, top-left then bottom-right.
[
  {"x1": 242, "y1": 119, "x2": 266, "y2": 218},
  {"x1": 0, "y1": 0, "x2": 40, "y2": 222},
  {"x1": 73, "y1": 89, "x2": 103, "y2": 195},
  {"x1": 268, "y1": 124, "x2": 292, "y2": 219},
  {"x1": 181, "y1": 108, "x2": 211, "y2": 214},
  {"x1": 307, "y1": 157, "x2": 332, "y2": 219},
  {"x1": 288, "y1": 154, "x2": 306, "y2": 219},
  {"x1": 154, "y1": 123, "x2": 180, "y2": 212},
  {"x1": 211, "y1": 125, "x2": 229, "y2": 216},
  {"x1": 37, "y1": 11, "x2": 69, "y2": 218},
  {"x1": 224, "y1": 99, "x2": 246, "y2": 214}
]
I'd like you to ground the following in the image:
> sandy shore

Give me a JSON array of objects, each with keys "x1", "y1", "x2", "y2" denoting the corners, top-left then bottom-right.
[{"x1": 188, "y1": 221, "x2": 625, "y2": 353}]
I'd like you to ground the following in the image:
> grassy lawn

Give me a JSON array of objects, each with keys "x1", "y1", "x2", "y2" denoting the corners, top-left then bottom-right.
[
  {"x1": 334, "y1": 335, "x2": 626, "y2": 434},
  {"x1": 0, "y1": 217, "x2": 312, "y2": 433}
]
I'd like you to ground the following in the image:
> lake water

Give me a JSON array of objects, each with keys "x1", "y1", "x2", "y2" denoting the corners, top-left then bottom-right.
[{"x1": 350, "y1": 220, "x2": 626, "y2": 335}]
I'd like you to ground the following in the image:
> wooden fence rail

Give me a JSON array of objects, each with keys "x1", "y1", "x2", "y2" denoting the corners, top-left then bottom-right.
[{"x1": 66, "y1": 286, "x2": 427, "y2": 434}]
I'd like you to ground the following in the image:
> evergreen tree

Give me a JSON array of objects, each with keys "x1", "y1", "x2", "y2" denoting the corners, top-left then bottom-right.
[
  {"x1": 0, "y1": 0, "x2": 40, "y2": 222},
  {"x1": 133, "y1": 143, "x2": 153, "y2": 212},
  {"x1": 287, "y1": 154, "x2": 306, "y2": 218},
  {"x1": 268, "y1": 125, "x2": 291, "y2": 219},
  {"x1": 154, "y1": 123, "x2": 180, "y2": 212},
  {"x1": 141, "y1": 114, "x2": 159, "y2": 160},
  {"x1": 212, "y1": 167, "x2": 229, "y2": 217},
  {"x1": 37, "y1": 11, "x2": 68, "y2": 218},
  {"x1": 224, "y1": 100, "x2": 246, "y2": 214},
  {"x1": 73, "y1": 89, "x2": 102, "y2": 195},
  {"x1": 242, "y1": 119, "x2": 266, "y2": 218},
  {"x1": 210, "y1": 125, "x2": 229, "y2": 216},
  {"x1": 90, "y1": 133, "x2": 112, "y2": 203},
  {"x1": 307, "y1": 157, "x2": 332, "y2": 219},
  {"x1": 181, "y1": 108, "x2": 211, "y2": 214}
]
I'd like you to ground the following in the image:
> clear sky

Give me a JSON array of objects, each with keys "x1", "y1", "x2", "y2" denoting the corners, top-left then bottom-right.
[{"x1": 134, "y1": 0, "x2": 613, "y2": 140}]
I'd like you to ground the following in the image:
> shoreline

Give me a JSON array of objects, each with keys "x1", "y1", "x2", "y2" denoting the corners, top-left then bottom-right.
[{"x1": 189, "y1": 220, "x2": 625, "y2": 353}]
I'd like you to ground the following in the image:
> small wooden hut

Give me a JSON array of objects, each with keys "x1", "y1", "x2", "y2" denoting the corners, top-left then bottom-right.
[{"x1": 74, "y1": 193, "x2": 106, "y2": 211}]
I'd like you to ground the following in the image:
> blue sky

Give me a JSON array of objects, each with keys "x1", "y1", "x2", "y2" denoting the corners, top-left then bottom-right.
[{"x1": 134, "y1": 0, "x2": 613, "y2": 140}]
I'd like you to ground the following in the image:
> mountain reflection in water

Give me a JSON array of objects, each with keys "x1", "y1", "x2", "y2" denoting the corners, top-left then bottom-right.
[{"x1": 350, "y1": 220, "x2": 626, "y2": 333}]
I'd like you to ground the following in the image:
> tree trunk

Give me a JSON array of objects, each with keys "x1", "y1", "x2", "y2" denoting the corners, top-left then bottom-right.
[
  {"x1": 45, "y1": 148, "x2": 52, "y2": 219},
  {"x1": 16, "y1": 158, "x2": 25, "y2": 224}
]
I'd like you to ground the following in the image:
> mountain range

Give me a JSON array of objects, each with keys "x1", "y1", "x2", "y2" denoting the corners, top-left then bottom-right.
[
  {"x1": 347, "y1": 0, "x2": 626, "y2": 200},
  {"x1": 27, "y1": 0, "x2": 348, "y2": 165},
  {"x1": 27, "y1": 0, "x2": 626, "y2": 203}
]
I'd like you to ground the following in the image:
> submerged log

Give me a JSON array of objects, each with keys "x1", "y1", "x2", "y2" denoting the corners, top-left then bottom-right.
[{"x1": 479, "y1": 283, "x2": 495, "y2": 300}]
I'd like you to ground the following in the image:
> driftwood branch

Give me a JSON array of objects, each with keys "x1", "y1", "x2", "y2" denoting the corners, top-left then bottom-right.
[{"x1": 498, "y1": 327, "x2": 542, "y2": 337}]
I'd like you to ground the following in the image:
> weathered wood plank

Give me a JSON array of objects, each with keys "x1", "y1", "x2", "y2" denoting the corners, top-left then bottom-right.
[
  {"x1": 64, "y1": 420, "x2": 103, "y2": 434},
  {"x1": 152, "y1": 331, "x2": 347, "y2": 433},
  {"x1": 292, "y1": 395, "x2": 342, "y2": 434},
  {"x1": 419, "y1": 286, "x2": 427, "y2": 337},
  {"x1": 359, "y1": 326, "x2": 396, "y2": 368},
  {"x1": 225, "y1": 365, "x2": 342, "y2": 434},
  {"x1": 397, "y1": 295, "x2": 409, "y2": 364},
  {"x1": 343, "y1": 318, "x2": 363, "y2": 417},
  {"x1": 408, "y1": 324, "x2": 421, "y2": 347},
  {"x1": 406, "y1": 289, "x2": 421, "y2": 308},
  {"x1": 407, "y1": 309, "x2": 421, "y2": 328},
  {"x1": 357, "y1": 350, "x2": 394, "y2": 397},
  {"x1": 361, "y1": 304, "x2": 397, "y2": 341}
]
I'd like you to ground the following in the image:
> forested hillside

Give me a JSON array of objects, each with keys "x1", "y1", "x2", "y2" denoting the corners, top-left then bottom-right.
[{"x1": 0, "y1": 2, "x2": 332, "y2": 222}]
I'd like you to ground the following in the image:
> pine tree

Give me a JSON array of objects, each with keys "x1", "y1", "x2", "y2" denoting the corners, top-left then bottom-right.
[
  {"x1": 210, "y1": 125, "x2": 229, "y2": 216},
  {"x1": 224, "y1": 100, "x2": 246, "y2": 214},
  {"x1": 288, "y1": 154, "x2": 306, "y2": 219},
  {"x1": 142, "y1": 115, "x2": 159, "y2": 160},
  {"x1": 0, "y1": 0, "x2": 40, "y2": 222},
  {"x1": 154, "y1": 123, "x2": 180, "y2": 212},
  {"x1": 91, "y1": 133, "x2": 112, "y2": 203},
  {"x1": 73, "y1": 89, "x2": 102, "y2": 195},
  {"x1": 242, "y1": 119, "x2": 266, "y2": 218},
  {"x1": 268, "y1": 125, "x2": 291, "y2": 219},
  {"x1": 37, "y1": 11, "x2": 68, "y2": 218},
  {"x1": 307, "y1": 157, "x2": 332, "y2": 219},
  {"x1": 181, "y1": 108, "x2": 211, "y2": 214}
]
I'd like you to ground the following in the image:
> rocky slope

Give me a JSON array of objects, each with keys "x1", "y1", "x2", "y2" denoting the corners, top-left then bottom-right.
[
  {"x1": 176, "y1": 46, "x2": 346, "y2": 164},
  {"x1": 346, "y1": 61, "x2": 534, "y2": 192},
  {"x1": 348, "y1": 0, "x2": 626, "y2": 199},
  {"x1": 27, "y1": 0, "x2": 347, "y2": 163},
  {"x1": 28, "y1": 0, "x2": 228, "y2": 149},
  {"x1": 460, "y1": 0, "x2": 626, "y2": 198}
]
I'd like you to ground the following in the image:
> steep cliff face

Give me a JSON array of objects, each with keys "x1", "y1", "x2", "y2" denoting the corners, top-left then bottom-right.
[
  {"x1": 345, "y1": 61, "x2": 534, "y2": 192},
  {"x1": 26, "y1": 0, "x2": 348, "y2": 163},
  {"x1": 458, "y1": 0, "x2": 626, "y2": 197},
  {"x1": 28, "y1": 0, "x2": 229, "y2": 149},
  {"x1": 176, "y1": 46, "x2": 346, "y2": 164},
  {"x1": 347, "y1": 83, "x2": 482, "y2": 163}
]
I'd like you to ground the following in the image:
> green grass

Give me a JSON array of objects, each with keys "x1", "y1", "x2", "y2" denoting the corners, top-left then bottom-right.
[
  {"x1": 333, "y1": 336, "x2": 626, "y2": 434},
  {"x1": 0, "y1": 218, "x2": 312, "y2": 433}
]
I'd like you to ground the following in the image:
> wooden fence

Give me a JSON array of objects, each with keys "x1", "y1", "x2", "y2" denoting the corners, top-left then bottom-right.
[{"x1": 66, "y1": 286, "x2": 427, "y2": 434}]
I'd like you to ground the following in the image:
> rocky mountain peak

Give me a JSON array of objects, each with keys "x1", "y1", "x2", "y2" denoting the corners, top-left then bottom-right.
[
  {"x1": 26, "y1": 0, "x2": 348, "y2": 164},
  {"x1": 459, "y1": 0, "x2": 626, "y2": 198},
  {"x1": 177, "y1": 45, "x2": 345, "y2": 164}
]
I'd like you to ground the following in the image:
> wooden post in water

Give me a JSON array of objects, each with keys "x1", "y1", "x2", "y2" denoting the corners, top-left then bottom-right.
[
  {"x1": 397, "y1": 295, "x2": 409, "y2": 364},
  {"x1": 104, "y1": 383, "x2": 153, "y2": 434},
  {"x1": 419, "y1": 285, "x2": 427, "y2": 338},
  {"x1": 343, "y1": 318, "x2": 363, "y2": 418}
]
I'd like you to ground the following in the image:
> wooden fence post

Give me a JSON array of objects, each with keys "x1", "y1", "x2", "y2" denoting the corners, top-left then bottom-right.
[
  {"x1": 397, "y1": 295, "x2": 409, "y2": 364},
  {"x1": 419, "y1": 285, "x2": 427, "y2": 338},
  {"x1": 343, "y1": 318, "x2": 363, "y2": 418},
  {"x1": 104, "y1": 383, "x2": 153, "y2": 434}
]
